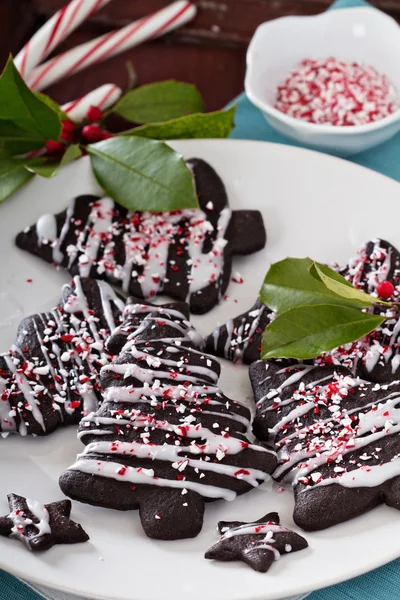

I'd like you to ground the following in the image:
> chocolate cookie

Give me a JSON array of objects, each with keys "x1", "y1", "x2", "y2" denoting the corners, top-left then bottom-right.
[
  {"x1": 315, "y1": 239, "x2": 400, "y2": 383},
  {"x1": 59, "y1": 302, "x2": 277, "y2": 540},
  {"x1": 205, "y1": 300, "x2": 273, "y2": 364},
  {"x1": 0, "y1": 276, "x2": 124, "y2": 436},
  {"x1": 16, "y1": 159, "x2": 266, "y2": 314},
  {"x1": 0, "y1": 494, "x2": 88, "y2": 551},
  {"x1": 207, "y1": 239, "x2": 400, "y2": 377},
  {"x1": 106, "y1": 296, "x2": 204, "y2": 355},
  {"x1": 250, "y1": 360, "x2": 400, "y2": 530},
  {"x1": 205, "y1": 512, "x2": 308, "y2": 572}
]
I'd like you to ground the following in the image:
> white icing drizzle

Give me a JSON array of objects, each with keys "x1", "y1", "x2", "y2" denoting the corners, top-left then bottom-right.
[
  {"x1": 33, "y1": 196, "x2": 232, "y2": 302},
  {"x1": 79, "y1": 410, "x2": 269, "y2": 456},
  {"x1": 80, "y1": 440, "x2": 269, "y2": 487},
  {"x1": 211, "y1": 304, "x2": 269, "y2": 363},
  {"x1": 221, "y1": 523, "x2": 288, "y2": 539},
  {"x1": 69, "y1": 459, "x2": 237, "y2": 501},
  {"x1": 256, "y1": 362, "x2": 400, "y2": 491},
  {"x1": 0, "y1": 370, "x2": 16, "y2": 433},
  {"x1": 78, "y1": 198, "x2": 114, "y2": 277},
  {"x1": 319, "y1": 239, "x2": 400, "y2": 376},
  {"x1": 36, "y1": 214, "x2": 57, "y2": 247},
  {"x1": 0, "y1": 277, "x2": 124, "y2": 435},
  {"x1": 3, "y1": 351, "x2": 46, "y2": 433},
  {"x1": 70, "y1": 313, "x2": 276, "y2": 501},
  {"x1": 246, "y1": 544, "x2": 281, "y2": 561},
  {"x1": 221, "y1": 521, "x2": 289, "y2": 562},
  {"x1": 9, "y1": 499, "x2": 51, "y2": 547},
  {"x1": 312, "y1": 457, "x2": 400, "y2": 490}
]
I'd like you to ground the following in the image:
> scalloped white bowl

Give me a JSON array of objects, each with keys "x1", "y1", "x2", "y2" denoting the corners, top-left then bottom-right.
[{"x1": 245, "y1": 7, "x2": 400, "y2": 156}]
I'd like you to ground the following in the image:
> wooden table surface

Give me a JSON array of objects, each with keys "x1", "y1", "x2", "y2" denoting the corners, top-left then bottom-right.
[{"x1": 2, "y1": 0, "x2": 400, "y2": 111}]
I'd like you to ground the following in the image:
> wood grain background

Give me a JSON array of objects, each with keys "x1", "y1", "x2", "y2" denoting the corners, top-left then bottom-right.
[{"x1": 2, "y1": 0, "x2": 399, "y2": 110}]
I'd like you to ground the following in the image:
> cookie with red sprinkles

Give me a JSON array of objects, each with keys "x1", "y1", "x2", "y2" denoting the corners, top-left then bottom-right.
[
  {"x1": 106, "y1": 296, "x2": 204, "y2": 356},
  {"x1": 316, "y1": 238, "x2": 400, "y2": 383},
  {"x1": 59, "y1": 301, "x2": 277, "y2": 540},
  {"x1": 205, "y1": 300, "x2": 274, "y2": 364},
  {"x1": 0, "y1": 493, "x2": 88, "y2": 551},
  {"x1": 15, "y1": 159, "x2": 266, "y2": 314},
  {"x1": 0, "y1": 276, "x2": 124, "y2": 437},
  {"x1": 205, "y1": 511, "x2": 308, "y2": 572},
  {"x1": 250, "y1": 360, "x2": 400, "y2": 531}
]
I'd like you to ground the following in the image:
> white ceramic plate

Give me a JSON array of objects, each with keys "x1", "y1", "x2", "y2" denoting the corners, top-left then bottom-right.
[{"x1": 1, "y1": 139, "x2": 400, "y2": 600}]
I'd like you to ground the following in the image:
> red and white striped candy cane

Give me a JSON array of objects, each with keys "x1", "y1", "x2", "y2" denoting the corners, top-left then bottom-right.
[
  {"x1": 15, "y1": 0, "x2": 112, "y2": 80},
  {"x1": 62, "y1": 83, "x2": 123, "y2": 122},
  {"x1": 27, "y1": 1, "x2": 196, "y2": 91}
]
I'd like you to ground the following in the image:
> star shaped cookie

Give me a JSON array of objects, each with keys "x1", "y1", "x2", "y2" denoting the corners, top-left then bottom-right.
[
  {"x1": 205, "y1": 512, "x2": 308, "y2": 572},
  {"x1": 0, "y1": 494, "x2": 89, "y2": 551}
]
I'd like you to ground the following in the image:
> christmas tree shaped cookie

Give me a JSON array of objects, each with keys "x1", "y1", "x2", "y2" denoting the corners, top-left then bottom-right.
[
  {"x1": 16, "y1": 159, "x2": 266, "y2": 314},
  {"x1": 250, "y1": 360, "x2": 400, "y2": 530},
  {"x1": 0, "y1": 277, "x2": 124, "y2": 436},
  {"x1": 60, "y1": 301, "x2": 277, "y2": 540}
]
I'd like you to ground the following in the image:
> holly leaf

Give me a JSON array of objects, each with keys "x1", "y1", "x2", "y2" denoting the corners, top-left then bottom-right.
[
  {"x1": 0, "y1": 157, "x2": 35, "y2": 204},
  {"x1": 33, "y1": 90, "x2": 69, "y2": 120},
  {"x1": 310, "y1": 262, "x2": 381, "y2": 306},
  {"x1": 112, "y1": 80, "x2": 205, "y2": 124},
  {"x1": 0, "y1": 56, "x2": 61, "y2": 141},
  {"x1": 123, "y1": 106, "x2": 236, "y2": 140},
  {"x1": 86, "y1": 136, "x2": 198, "y2": 211},
  {"x1": 0, "y1": 120, "x2": 47, "y2": 157},
  {"x1": 24, "y1": 144, "x2": 82, "y2": 178},
  {"x1": 261, "y1": 304, "x2": 385, "y2": 360},
  {"x1": 260, "y1": 257, "x2": 372, "y2": 312}
]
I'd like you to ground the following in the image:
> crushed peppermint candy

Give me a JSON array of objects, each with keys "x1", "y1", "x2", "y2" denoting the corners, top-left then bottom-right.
[{"x1": 275, "y1": 57, "x2": 399, "y2": 126}]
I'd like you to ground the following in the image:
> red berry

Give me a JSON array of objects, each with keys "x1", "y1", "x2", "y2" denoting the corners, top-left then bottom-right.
[
  {"x1": 86, "y1": 105, "x2": 102, "y2": 122},
  {"x1": 81, "y1": 124, "x2": 104, "y2": 143},
  {"x1": 60, "y1": 130, "x2": 74, "y2": 142},
  {"x1": 61, "y1": 119, "x2": 76, "y2": 133},
  {"x1": 100, "y1": 131, "x2": 114, "y2": 140},
  {"x1": 60, "y1": 119, "x2": 76, "y2": 142},
  {"x1": 45, "y1": 140, "x2": 64, "y2": 155},
  {"x1": 376, "y1": 280, "x2": 395, "y2": 299}
]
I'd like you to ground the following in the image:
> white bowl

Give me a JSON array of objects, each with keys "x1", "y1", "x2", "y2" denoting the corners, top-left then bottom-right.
[{"x1": 245, "y1": 7, "x2": 400, "y2": 156}]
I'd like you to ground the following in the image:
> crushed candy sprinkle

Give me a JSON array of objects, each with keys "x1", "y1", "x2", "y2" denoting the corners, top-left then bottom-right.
[{"x1": 275, "y1": 58, "x2": 399, "y2": 126}]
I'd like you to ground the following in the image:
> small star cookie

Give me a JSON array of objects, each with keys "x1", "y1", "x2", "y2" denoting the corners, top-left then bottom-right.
[
  {"x1": 0, "y1": 494, "x2": 89, "y2": 551},
  {"x1": 205, "y1": 512, "x2": 308, "y2": 572}
]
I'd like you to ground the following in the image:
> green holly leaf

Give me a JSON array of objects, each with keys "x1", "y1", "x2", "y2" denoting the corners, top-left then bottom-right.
[
  {"x1": 260, "y1": 257, "x2": 372, "y2": 312},
  {"x1": 33, "y1": 90, "x2": 69, "y2": 120},
  {"x1": 261, "y1": 304, "x2": 385, "y2": 360},
  {"x1": 310, "y1": 262, "x2": 382, "y2": 306},
  {"x1": 123, "y1": 106, "x2": 236, "y2": 140},
  {"x1": 24, "y1": 144, "x2": 82, "y2": 178},
  {"x1": 86, "y1": 136, "x2": 198, "y2": 212},
  {"x1": 0, "y1": 157, "x2": 35, "y2": 204},
  {"x1": 0, "y1": 120, "x2": 47, "y2": 157},
  {"x1": 0, "y1": 56, "x2": 61, "y2": 141},
  {"x1": 112, "y1": 80, "x2": 205, "y2": 124}
]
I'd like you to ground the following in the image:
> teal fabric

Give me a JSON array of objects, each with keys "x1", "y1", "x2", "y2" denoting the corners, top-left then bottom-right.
[
  {"x1": 0, "y1": 571, "x2": 42, "y2": 600},
  {"x1": 1, "y1": 1, "x2": 400, "y2": 599}
]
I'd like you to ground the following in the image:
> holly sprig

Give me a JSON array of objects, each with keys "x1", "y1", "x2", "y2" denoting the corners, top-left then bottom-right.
[
  {"x1": 0, "y1": 56, "x2": 236, "y2": 211},
  {"x1": 259, "y1": 257, "x2": 396, "y2": 360}
]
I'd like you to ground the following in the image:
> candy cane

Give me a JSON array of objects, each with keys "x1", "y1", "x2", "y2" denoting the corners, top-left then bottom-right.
[
  {"x1": 15, "y1": 0, "x2": 112, "y2": 80},
  {"x1": 27, "y1": 1, "x2": 196, "y2": 91},
  {"x1": 62, "y1": 83, "x2": 123, "y2": 122}
]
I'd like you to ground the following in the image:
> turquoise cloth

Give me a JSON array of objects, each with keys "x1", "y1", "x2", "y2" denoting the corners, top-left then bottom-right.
[{"x1": 1, "y1": 1, "x2": 400, "y2": 599}]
